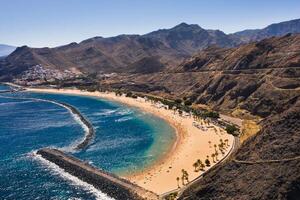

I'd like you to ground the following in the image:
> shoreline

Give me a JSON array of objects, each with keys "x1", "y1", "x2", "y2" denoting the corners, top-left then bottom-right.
[{"x1": 25, "y1": 87, "x2": 235, "y2": 194}]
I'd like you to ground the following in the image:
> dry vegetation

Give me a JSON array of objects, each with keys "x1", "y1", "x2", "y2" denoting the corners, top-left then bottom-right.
[{"x1": 240, "y1": 119, "x2": 261, "y2": 143}]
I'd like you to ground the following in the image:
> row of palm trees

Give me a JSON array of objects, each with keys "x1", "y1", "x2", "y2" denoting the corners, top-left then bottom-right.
[
  {"x1": 193, "y1": 117, "x2": 211, "y2": 126},
  {"x1": 209, "y1": 139, "x2": 229, "y2": 151},
  {"x1": 209, "y1": 139, "x2": 230, "y2": 163},
  {"x1": 176, "y1": 169, "x2": 189, "y2": 187},
  {"x1": 176, "y1": 138, "x2": 231, "y2": 188},
  {"x1": 176, "y1": 156, "x2": 211, "y2": 188},
  {"x1": 192, "y1": 156, "x2": 211, "y2": 171}
]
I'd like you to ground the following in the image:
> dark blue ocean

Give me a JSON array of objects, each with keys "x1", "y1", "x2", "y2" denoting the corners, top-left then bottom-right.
[{"x1": 0, "y1": 85, "x2": 175, "y2": 200}]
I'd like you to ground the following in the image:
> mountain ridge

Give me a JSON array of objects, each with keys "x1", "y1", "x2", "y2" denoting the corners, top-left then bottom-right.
[
  {"x1": 232, "y1": 18, "x2": 300, "y2": 42},
  {"x1": 1, "y1": 18, "x2": 300, "y2": 83},
  {"x1": 0, "y1": 23, "x2": 240, "y2": 81}
]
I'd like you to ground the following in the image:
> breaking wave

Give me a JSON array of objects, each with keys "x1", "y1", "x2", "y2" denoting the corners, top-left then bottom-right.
[
  {"x1": 114, "y1": 116, "x2": 133, "y2": 122},
  {"x1": 31, "y1": 152, "x2": 115, "y2": 200}
]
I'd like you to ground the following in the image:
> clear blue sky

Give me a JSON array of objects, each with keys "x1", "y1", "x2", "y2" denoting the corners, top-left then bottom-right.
[{"x1": 1, "y1": 0, "x2": 299, "y2": 47}]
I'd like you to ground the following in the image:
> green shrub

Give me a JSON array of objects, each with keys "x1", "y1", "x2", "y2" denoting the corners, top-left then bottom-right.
[
  {"x1": 184, "y1": 100, "x2": 192, "y2": 106},
  {"x1": 175, "y1": 99, "x2": 182, "y2": 104},
  {"x1": 125, "y1": 92, "x2": 133, "y2": 97},
  {"x1": 204, "y1": 111, "x2": 220, "y2": 119},
  {"x1": 86, "y1": 87, "x2": 96, "y2": 92},
  {"x1": 225, "y1": 124, "x2": 239, "y2": 135}
]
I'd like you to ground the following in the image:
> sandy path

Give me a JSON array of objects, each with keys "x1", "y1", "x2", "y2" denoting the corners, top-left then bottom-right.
[{"x1": 26, "y1": 88, "x2": 234, "y2": 194}]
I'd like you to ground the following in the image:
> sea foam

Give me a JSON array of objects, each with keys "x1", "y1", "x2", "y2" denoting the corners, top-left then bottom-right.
[
  {"x1": 114, "y1": 116, "x2": 133, "y2": 122},
  {"x1": 31, "y1": 152, "x2": 115, "y2": 200}
]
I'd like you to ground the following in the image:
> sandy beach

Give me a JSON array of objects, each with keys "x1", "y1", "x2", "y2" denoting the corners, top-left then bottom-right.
[{"x1": 26, "y1": 87, "x2": 234, "y2": 195}]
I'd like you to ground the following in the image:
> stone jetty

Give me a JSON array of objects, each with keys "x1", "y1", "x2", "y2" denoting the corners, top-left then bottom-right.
[
  {"x1": 37, "y1": 148, "x2": 159, "y2": 200},
  {"x1": 59, "y1": 102, "x2": 95, "y2": 150}
]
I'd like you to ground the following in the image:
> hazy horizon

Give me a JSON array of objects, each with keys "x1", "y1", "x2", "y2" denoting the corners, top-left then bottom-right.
[{"x1": 1, "y1": 0, "x2": 300, "y2": 47}]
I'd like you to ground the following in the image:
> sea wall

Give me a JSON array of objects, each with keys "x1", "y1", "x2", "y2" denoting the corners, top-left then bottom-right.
[
  {"x1": 59, "y1": 102, "x2": 95, "y2": 150},
  {"x1": 37, "y1": 148, "x2": 159, "y2": 200},
  {"x1": 0, "y1": 94, "x2": 94, "y2": 150}
]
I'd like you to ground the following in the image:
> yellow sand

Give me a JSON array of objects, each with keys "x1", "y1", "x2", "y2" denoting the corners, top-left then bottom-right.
[{"x1": 26, "y1": 88, "x2": 234, "y2": 194}]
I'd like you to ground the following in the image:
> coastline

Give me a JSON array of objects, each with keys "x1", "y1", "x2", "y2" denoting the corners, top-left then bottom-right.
[{"x1": 26, "y1": 87, "x2": 234, "y2": 194}]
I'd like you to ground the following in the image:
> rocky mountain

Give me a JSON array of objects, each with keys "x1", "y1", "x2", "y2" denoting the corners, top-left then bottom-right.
[
  {"x1": 103, "y1": 34, "x2": 300, "y2": 118},
  {"x1": 143, "y1": 23, "x2": 238, "y2": 55},
  {"x1": 0, "y1": 44, "x2": 16, "y2": 57},
  {"x1": 178, "y1": 33, "x2": 300, "y2": 72},
  {"x1": 2, "y1": 19, "x2": 300, "y2": 82},
  {"x1": 0, "y1": 23, "x2": 239, "y2": 81},
  {"x1": 233, "y1": 18, "x2": 300, "y2": 42}
]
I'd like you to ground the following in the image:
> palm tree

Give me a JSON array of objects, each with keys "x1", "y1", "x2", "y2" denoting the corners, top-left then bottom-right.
[
  {"x1": 200, "y1": 163, "x2": 206, "y2": 171},
  {"x1": 214, "y1": 144, "x2": 217, "y2": 152},
  {"x1": 208, "y1": 141, "x2": 212, "y2": 148},
  {"x1": 176, "y1": 177, "x2": 180, "y2": 188},
  {"x1": 205, "y1": 158, "x2": 211, "y2": 167},
  {"x1": 196, "y1": 159, "x2": 201, "y2": 171},
  {"x1": 193, "y1": 162, "x2": 198, "y2": 172},
  {"x1": 185, "y1": 171, "x2": 189, "y2": 183},
  {"x1": 181, "y1": 175, "x2": 185, "y2": 185},
  {"x1": 181, "y1": 169, "x2": 186, "y2": 185},
  {"x1": 215, "y1": 151, "x2": 219, "y2": 161},
  {"x1": 218, "y1": 144, "x2": 224, "y2": 155},
  {"x1": 225, "y1": 139, "x2": 229, "y2": 147},
  {"x1": 218, "y1": 144, "x2": 222, "y2": 151},
  {"x1": 181, "y1": 169, "x2": 190, "y2": 185},
  {"x1": 211, "y1": 153, "x2": 215, "y2": 163}
]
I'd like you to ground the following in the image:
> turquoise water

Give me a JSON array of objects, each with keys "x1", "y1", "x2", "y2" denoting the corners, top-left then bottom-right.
[{"x1": 0, "y1": 88, "x2": 175, "y2": 199}]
